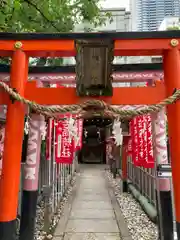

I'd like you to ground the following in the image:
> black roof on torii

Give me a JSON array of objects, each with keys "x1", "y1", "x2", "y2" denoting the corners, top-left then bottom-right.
[
  {"x1": 0, "y1": 63, "x2": 162, "y2": 73},
  {"x1": 0, "y1": 30, "x2": 179, "y2": 40}
]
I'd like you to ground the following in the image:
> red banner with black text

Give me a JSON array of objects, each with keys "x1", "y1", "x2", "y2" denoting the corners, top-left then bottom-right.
[
  {"x1": 130, "y1": 118, "x2": 140, "y2": 166},
  {"x1": 46, "y1": 119, "x2": 53, "y2": 161},
  {"x1": 75, "y1": 115, "x2": 83, "y2": 151},
  {"x1": 145, "y1": 114, "x2": 154, "y2": 168},
  {"x1": 127, "y1": 122, "x2": 133, "y2": 156},
  {"x1": 55, "y1": 114, "x2": 74, "y2": 164},
  {"x1": 46, "y1": 114, "x2": 83, "y2": 164},
  {"x1": 130, "y1": 115, "x2": 154, "y2": 168}
]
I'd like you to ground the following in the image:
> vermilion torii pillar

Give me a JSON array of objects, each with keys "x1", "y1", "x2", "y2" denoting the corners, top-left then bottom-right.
[
  {"x1": 163, "y1": 45, "x2": 180, "y2": 239},
  {"x1": 0, "y1": 49, "x2": 28, "y2": 240}
]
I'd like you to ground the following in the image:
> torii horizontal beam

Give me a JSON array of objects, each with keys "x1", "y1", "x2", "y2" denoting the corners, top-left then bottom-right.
[
  {"x1": 0, "y1": 81, "x2": 166, "y2": 105},
  {"x1": 0, "y1": 30, "x2": 179, "y2": 56},
  {"x1": 0, "y1": 39, "x2": 179, "y2": 57}
]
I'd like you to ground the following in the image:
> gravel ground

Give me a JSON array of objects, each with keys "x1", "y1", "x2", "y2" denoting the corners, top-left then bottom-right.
[
  {"x1": 106, "y1": 171, "x2": 158, "y2": 240},
  {"x1": 34, "y1": 175, "x2": 76, "y2": 240}
]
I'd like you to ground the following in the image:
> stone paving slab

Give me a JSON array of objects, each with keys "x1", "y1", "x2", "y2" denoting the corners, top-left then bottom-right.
[
  {"x1": 62, "y1": 233, "x2": 121, "y2": 240},
  {"x1": 78, "y1": 188, "x2": 107, "y2": 192},
  {"x1": 70, "y1": 209, "x2": 115, "y2": 219},
  {"x1": 75, "y1": 194, "x2": 109, "y2": 201},
  {"x1": 77, "y1": 179, "x2": 105, "y2": 185},
  {"x1": 78, "y1": 184, "x2": 106, "y2": 188},
  {"x1": 79, "y1": 176, "x2": 104, "y2": 179},
  {"x1": 65, "y1": 219, "x2": 119, "y2": 233},
  {"x1": 79, "y1": 180, "x2": 105, "y2": 181},
  {"x1": 77, "y1": 189, "x2": 107, "y2": 193},
  {"x1": 77, "y1": 189, "x2": 108, "y2": 194},
  {"x1": 72, "y1": 201, "x2": 113, "y2": 210},
  {"x1": 79, "y1": 188, "x2": 106, "y2": 190}
]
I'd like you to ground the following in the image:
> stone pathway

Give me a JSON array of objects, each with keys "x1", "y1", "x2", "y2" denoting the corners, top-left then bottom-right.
[{"x1": 54, "y1": 165, "x2": 130, "y2": 240}]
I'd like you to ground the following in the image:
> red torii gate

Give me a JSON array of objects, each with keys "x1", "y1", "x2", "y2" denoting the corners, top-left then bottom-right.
[{"x1": 0, "y1": 32, "x2": 180, "y2": 239}]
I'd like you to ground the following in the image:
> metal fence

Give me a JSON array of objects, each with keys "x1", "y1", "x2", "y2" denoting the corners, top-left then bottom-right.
[
  {"x1": 125, "y1": 140, "x2": 170, "y2": 207},
  {"x1": 113, "y1": 145, "x2": 157, "y2": 207},
  {"x1": 127, "y1": 155, "x2": 156, "y2": 207},
  {"x1": 18, "y1": 151, "x2": 77, "y2": 230}
]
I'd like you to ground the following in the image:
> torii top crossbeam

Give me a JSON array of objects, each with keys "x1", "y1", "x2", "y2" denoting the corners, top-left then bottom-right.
[
  {"x1": 0, "y1": 31, "x2": 179, "y2": 106},
  {"x1": 0, "y1": 30, "x2": 180, "y2": 57}
]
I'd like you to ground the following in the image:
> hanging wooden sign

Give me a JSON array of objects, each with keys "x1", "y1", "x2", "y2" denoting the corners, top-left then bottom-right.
[{"x1": 75, "y1": 39, "x2": 114, "y2": 96}]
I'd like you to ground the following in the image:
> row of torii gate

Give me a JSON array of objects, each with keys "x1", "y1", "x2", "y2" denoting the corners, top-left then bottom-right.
[{"x1": 0, "y1": 31, "x2": 180, "y2": 240}]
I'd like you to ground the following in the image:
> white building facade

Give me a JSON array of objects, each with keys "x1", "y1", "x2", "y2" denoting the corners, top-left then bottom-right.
[
  {"x1": 130, "y1": 0, "x2": 180, "y2": 31},
  {"x1": 65, "y1": 7, "x2": 132, "y2": 66},
  {"x1": 96, "y1": 8, "x2": 131, "y2": 32}
]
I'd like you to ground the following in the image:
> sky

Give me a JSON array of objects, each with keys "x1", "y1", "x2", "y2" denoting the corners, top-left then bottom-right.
[{"x1": 101, "y1": 0, "x2": 130, "y2": 10}]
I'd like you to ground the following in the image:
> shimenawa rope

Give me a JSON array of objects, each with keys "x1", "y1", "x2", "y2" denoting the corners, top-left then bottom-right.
[{"x1": 0, "y1": 81, "x2": 179, "y2": 119}]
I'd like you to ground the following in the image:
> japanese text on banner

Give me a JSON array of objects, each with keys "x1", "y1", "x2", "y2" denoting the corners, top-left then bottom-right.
[{"x1": 55, "y1": 115, "x2": 74, "y2": 164}]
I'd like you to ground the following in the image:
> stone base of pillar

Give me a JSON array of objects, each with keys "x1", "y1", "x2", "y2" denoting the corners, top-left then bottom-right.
[
  {"x1": 156, "y1": 190, "x2": 173, "y2": 240},
  {"x1": 19, "y1": 190, "x2": 38, "y2": 240},
  {"x1": 176, "y1": 221, "x2": 180, "y2": 240},
  {"x1": 0, "y1": 219, "x2": 17, "y2": 240},
  {"x1": 122, "y1": 180, "x2": 128, "y2": 193}
]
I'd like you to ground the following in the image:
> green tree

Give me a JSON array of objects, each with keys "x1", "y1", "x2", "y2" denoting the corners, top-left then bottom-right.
[
  {"x1": 167, "y1": 26, "x2": 180, "y2": 30},
  {"x1": 0, "y1": 0, "x2": 111, "y2": 65},
  {"x1": 0, "y1": 0, "x2": 110, "y2": 32}
]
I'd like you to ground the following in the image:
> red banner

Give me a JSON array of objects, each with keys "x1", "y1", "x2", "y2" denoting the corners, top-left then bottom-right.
[
  {"x1": 76, "y1": 117, "x2": 83, "y2": 150},
  {"x1": 137, "y1": 116, "x2": 144, "y2": 163},
  {"x1": 145, "y1": 114, "x2": 154, "y2": 168},
  {"x1": 0, "y1": 123, "x2": 5, "y2": 177},
  {"x1": 142, "y1": 115, "x2": 148, "y2": 167},
  {"x1": 131, "y1": 118, "x2": 140, "y2": 166},
  {"x1": 46, "y1": 119, "x2": 53, "y2": 161},
  {"x1": 130, "y1": 115, "x2": 154, "y2": 168},
  {"x1": 127, "y1": 137, "x2": 132, "y2": 155},
  {"x1": 55, "y1": 115, "x2": 74, "y2": 164}
]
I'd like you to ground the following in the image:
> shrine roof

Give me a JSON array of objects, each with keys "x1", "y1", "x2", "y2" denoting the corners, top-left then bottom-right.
[{"x1": 0, "y1": 30, "x2": 179, "y2": 40}]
